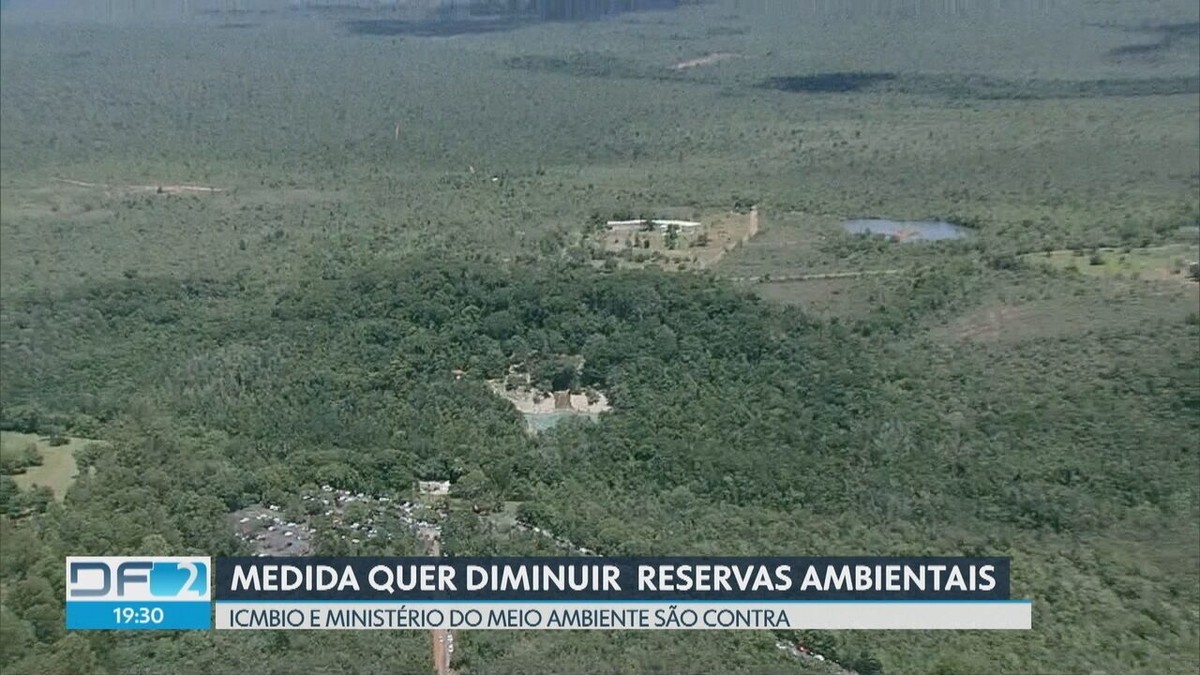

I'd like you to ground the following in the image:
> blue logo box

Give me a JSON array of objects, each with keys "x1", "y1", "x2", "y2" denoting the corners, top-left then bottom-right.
[{"x1": 66, "y1": 557, "x2": 212, "y2": 630}]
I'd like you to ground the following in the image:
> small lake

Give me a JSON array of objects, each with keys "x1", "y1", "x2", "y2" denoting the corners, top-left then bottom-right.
[
  {"x1": 524, "y1": 410, "x2": 599, "y2": 433},
  {"x1": 842, "y1": 219, "x2": 972, "y2": 242}
]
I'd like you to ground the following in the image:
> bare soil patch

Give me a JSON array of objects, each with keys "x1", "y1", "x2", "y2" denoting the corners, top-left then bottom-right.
[
  {"x1": 487, "y1": 379, "x2": 610, "y2": 415},
  {"x1": 670, "y1": 52, "x2": 740, "y2": 70}
]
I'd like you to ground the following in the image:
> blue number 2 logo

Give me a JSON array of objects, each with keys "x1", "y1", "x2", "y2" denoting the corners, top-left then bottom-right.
[{"x1": 149, "y1": 562, "x2": 208, "y2": 599}]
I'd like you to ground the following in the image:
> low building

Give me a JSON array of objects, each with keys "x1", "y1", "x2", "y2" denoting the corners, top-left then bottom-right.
[{"x1": 606, "y1": 219, "x2": 702, "y2": 232}]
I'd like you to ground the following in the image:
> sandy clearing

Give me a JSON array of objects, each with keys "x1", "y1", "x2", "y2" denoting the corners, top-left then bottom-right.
[{"x1": 487, "y1": 380, "x2": 610, "y2": 414}]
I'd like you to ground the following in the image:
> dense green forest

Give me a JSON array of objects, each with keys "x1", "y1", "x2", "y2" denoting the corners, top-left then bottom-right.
[
  {"x1": 2, "y1": 255, "x2": 1197, "y2": 673},
  {"x1": 2, "y1": 0, "x2": 1198, "y2": 673}
]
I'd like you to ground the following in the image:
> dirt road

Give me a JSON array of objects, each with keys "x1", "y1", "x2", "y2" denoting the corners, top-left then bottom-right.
[
  {"x1": 747, "y1": 206, "x2": 760, "y2": 241},
  {"x1": 51, "y1": 177, "x2": 222, "y2": 194},
  {"x1": 427, "y1": 535, "x2": 453, "y2": 675},
  {"x1": 670, "y1": 52, "x2": 740, "y2": 70}
]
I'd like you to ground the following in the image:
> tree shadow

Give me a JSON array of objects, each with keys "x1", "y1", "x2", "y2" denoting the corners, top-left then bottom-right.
[
  {"x1": 1104, "y1": 21, "x2": 1199, "y2": 62},
  {"x1": 761, "y1": 72, "x2": 897, "y2": 93},
  {"x1": 342, "y1": 0, "x2": 683, "y2": 37},
  {"x1": 761, "y1": 72, "x2": 1199, "y2": 100},
  {"x1": 1140, "y1": 21, "x2": 1200, "y2": 40},
  {"x1": 343, "y1": 16, "x2": 535, "y2": 38}
]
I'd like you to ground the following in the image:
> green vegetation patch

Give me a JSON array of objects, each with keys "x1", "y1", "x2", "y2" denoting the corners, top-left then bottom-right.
[
  {"x1": 0, "y1": 431, "x2": 95, "y2": 501},
  {"x1": 1026, "y1": 244, "x2": 1199, "y2": 281}
]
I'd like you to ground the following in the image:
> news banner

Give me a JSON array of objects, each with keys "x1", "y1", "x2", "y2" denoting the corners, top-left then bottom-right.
[{"x1": 66, "y1": 556, "x2": 1032, "y2": 631}]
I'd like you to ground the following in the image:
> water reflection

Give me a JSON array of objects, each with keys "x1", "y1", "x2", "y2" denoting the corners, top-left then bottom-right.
[{"x1": 843, "y1": 219, "x2": 973, "y2": 242}]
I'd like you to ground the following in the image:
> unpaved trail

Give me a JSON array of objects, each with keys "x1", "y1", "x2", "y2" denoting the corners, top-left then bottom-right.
[
  {"x1": 671, "y1": 52, "x2": 740, "y2": 70},
  {"x1": 727, "y1": 268, "x2": 901, "y2": 283},
  {"x1": 52, "y1": 177, "x2": 223, "y2": 194},
  {"x1": 427, "y1": 535, "x2": 453, "y2": 675}
]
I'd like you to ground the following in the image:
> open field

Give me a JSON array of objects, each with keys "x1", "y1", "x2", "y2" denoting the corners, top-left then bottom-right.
[
  {"x1": 933, "y1": 278, "x2": 1200, "y2": 344},
  {"x1": 2, "y1": 2, "x2": 1197, "y2": 296},
  {"x1": 748, "y1": 277, "x2": 889, "y2": 319},
  {"x1": 1025, "y1": 243, "x2": 1199, "y2": 282},
  {"x1": 0, "y1": 431, "x2": 98, "y2": 501}
]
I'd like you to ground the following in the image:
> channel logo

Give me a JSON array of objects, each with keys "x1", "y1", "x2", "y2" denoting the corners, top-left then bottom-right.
[
  {"x1": 65, "y1": 557, "x2": 212, "y2": 630},
  {"x1": 68, "y1": 557, "x2": 210, "y2": 601}
]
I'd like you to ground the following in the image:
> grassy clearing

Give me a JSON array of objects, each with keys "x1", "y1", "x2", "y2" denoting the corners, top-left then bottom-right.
[
  {"x1": 1025, "y1": 244, "x2": 1199, "y2": 282},
  {"x1": 748, "y1": 277, "x2": 887, "y2": 319},
  {"x1": 932, "y1": 272, "x2": 1200, "y2": 344},
  {"x1": 936, "y1": 290, "x2": 1199, "y2": 344},
  {"x1": 0, "y1": 431, "x2": 99, "y2": 501}
]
